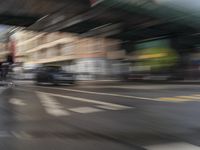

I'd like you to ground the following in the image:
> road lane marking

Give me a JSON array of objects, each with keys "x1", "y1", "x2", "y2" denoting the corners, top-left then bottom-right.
[
  {"x1": 158, "y1": 95, "x2": 200, "y2": 102},
  {"x1": 145, "y1": 142, "x2": 200, "y2": 150},
  {"x1": 37, "y1": 92, "x2": 70, "y2": 116},
  {"x1": 176, "y1": 95, "x2": 200, "y2": 100},
  {"x1": 158, "y1": 97, "x2": 189, "y2": 102},
  {"x1": 37, "y1": 91, "x2": 132, "y2": 110},
  {"x1": 69, "y1": 107, "x2": 103, "y2": 114},
  {"x1": 96, "y1": 105, "x2": 130, "y2": 110},
  {"x1": 9, "y1": 98, "x2": 26, "y2": 106},
  {"x1": 16, "y1": 87, "x2": 199, "y2": 103},
  {"x1": 24, "y1": 85, "x2": 158, "y2": 101},
  {"x1": 92, "y1": 85, "x2": 170, "y2": 90}
]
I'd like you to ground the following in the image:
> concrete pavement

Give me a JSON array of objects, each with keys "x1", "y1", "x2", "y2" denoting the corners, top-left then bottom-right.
[{"x1": 1, "y1": 82, "x2": 200, "y2": 149}]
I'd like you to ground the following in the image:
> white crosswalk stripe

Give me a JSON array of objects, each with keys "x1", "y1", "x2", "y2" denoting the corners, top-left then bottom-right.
[
  {"x1": 37, "y1": 92, "x2": 70, "y2": 117},
  {"x1": 96, "y1": 105, "x2": 132, "y2": 110},
  {"x1": 37, "y1": 91, "x2": 133, "y2": 110},
  {"x1": 69, "y1": 107, "x2": 103, "y2": 114},
  {"x1": 37, "y1": 91, "x2": 134, "y2": 115},
  {"x1": 9, "y1": 98, "x2": 26, "y2": 106},
  {"x1": 10, "y1": 89, "x2": 134, "y2": 117}
]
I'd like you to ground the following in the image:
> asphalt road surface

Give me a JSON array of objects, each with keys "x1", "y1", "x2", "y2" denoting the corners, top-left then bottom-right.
[{"x1": 1, "y1": 81, "x2": 200, "y2": 150}]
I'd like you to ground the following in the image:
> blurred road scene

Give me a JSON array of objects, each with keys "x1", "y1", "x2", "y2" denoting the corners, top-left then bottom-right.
[
  {"x1": 0, "y1": 0, "x2": 200, "y2": 149},
  {"x1": 2, "y1": 81, "x2": 200, "y2": 150}
]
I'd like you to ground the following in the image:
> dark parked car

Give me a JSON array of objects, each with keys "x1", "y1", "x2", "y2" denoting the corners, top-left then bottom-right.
[{"x1": 35, "y1": 66, "x2": 75, "y2": 85}]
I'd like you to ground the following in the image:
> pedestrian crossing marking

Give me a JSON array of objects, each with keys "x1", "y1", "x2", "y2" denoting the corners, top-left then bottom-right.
[
  {"x1": 9, "y1": 98, "x2": 26, "y2": 106},
  {"x1": 37, "y1": 92, "x2": 70, "y2": 116},
  {"x1": 9, "y1": 89, "x2": 134, "y2": 117},
  {"x1": 96, "y1": 105, "x2": 132, "y2": 110},
  {"x1": 10, "y1": 93, "x2": 133, "y2": 117},
  {"x1": 97, "y1": 105, "x2": 121, "y2": 110},
  {"x1": 145, "y1": 142, "x2": 200, "y2": 150},
  {"x1": 35, "y1": 92, "x2": 133, "y2": 116},
  {"x1": 69, "y1": 107, "x2": 103, "y2": 114},
  {"x1": 46, "y1": 109, "x2": 69, "y2": 116},
  {"x1": 37, "y1": 91, "x2": 133, "y2": 110}
]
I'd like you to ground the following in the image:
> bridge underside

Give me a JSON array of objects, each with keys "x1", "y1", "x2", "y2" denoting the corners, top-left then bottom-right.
[{"x1": 0, "y1": 0, "x2": 200, "y2": 44}]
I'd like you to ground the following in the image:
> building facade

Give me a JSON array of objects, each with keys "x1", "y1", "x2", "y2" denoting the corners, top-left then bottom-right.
[{"x1": 12, "y1": 30, "x2": 125, "y2": 79}]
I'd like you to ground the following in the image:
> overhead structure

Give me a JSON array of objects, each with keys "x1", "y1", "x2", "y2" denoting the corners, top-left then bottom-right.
[{"x1": 0, "y1": 0, "x2": 200, "y2": 43}]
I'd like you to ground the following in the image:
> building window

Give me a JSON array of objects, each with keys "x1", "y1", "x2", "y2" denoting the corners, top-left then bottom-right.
[{"x1": 61, "y1": 43, "x2": 74, "y2": 55}]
